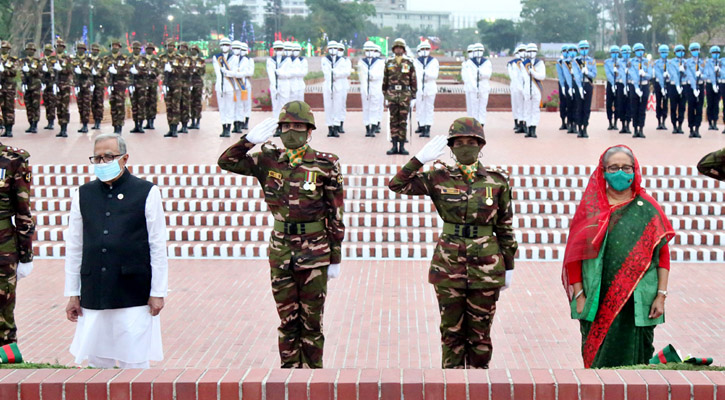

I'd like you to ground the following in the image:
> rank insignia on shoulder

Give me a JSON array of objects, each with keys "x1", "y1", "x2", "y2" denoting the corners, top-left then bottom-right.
[
  {"x1": 337, "y1": 175, "x2": 343, "y2": 184},
  {"x1": 268, "y1": 171, "x2": 282, "y2": 180},
  {"x1": 25, "y1": 172, "x2": 32, "y2": 183},
  {"x1": 440, "y1": 187, "x2": 461, "y2": 195}
]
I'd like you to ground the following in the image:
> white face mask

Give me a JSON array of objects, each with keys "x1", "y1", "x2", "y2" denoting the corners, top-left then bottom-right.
[
  {"x1": 232, "y1": 48, "x2": 241, "y2": 55},
  {"x1": 328, "y1": 49, "x2": 336, "y2": 55},
  {"x1": 468, "y1": 52, "x2": 474, "y2": 59},
  {"x1": 221, "y1": 45, "x2": 230, "y2": 53},
  {"x1": 423, "y1": 50, "x2": 430, "y2": 57},
  {"x1": 242, "y1": 50, "x2": 248, "y2": 56},
  {"x1": 293, "y1": 50, "x2": 300, "y2": 57},
  {"x1": 275, "y1": 48, "x2": 283, "y2": 57},
  {"x1": 477, "y1": 50, "x2": 484, "y2": 58},
  {"x1": 528, "y1": 51, "x2": 536, "y2": 59},
  {"x1": 365, "y1": 51, "x2": 372, "y2": 58},
  {"x1": 337, "y1": 49, "x2": 344, "y2": 56}
]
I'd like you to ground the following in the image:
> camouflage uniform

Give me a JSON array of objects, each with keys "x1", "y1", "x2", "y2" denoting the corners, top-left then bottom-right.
[
  {"x1": 40, "y1": 44, "x2": 57, "y2": 129},
  {"x1": 0, "y1": 41, "x2": 18, "y2": 135},
  {"x1": 54, "y1": 40, "x2": 74, "y2": 138},
  {"x1": 20, "y1": 43, "x2": 42, "y2": 134},
  {"x1": 217, "y1": 101, "x2": 345, "y2": 368},
  {"x1": 388, "y1": 117, "x2": 518, "y2": 369},
  {"x1": 189, "y1": 45, "x2": 205, "y2": 129},
  {"x1": 128, "y1": 41, "x2": 149, "y2": 133},
  {"x1": 177, "y1": 42, "x2": 192, "y2": 133},
  {"x1": 383, "y1": 38, "x2": 417, "y2": 154},
  {"x1": 143, "y1": 43, "x2": 159, "y2": 129},
  {"x1": 72, "y1": 43, "x2": 93, "y2": 133},
  {"x1": 697, "y1": 147, "x2": 725, "y2": 180},
  {"x1": 159, "y1": 39, "x2": 183, "y2": 137},
  {"x1": 89, "y1": 43, "x2": 106, "y2": 129},
  {"x1": 0, "y1": 143, "x2": 34, "y2": 346},
  {"x1": 105, "y1": 40, "x2": 129, "y2": 133}
]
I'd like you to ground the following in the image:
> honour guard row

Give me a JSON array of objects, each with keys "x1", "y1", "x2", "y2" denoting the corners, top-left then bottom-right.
[
  {"x1": 602, "y1": 42, "x2": 724, "y2": 139},
  {"x1": 0, "y1": 38, "x2": 206, "y2": 138}
]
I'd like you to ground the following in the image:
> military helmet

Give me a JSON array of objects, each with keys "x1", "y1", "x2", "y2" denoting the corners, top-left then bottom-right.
[
  {"x1": 567, "y1": 44, "x2": 577, "y2": 51},
  {"x1": 336, "y1": 41, "x2": 346, "y2": 50},
  {"x1": 327, "y1": 40, "x2": 339, "y2": 50},
  {"x1": 447, "y1": 117, "x2": 485, "y2": 146},
  {"x1": 283, "y1": 41, "x2": 294, "y2": 50},
  {"x1": 109, "y1": 39, "x2": 121, "y2": 47},
  {"x1": 577, "y1": 40, "x2": 590, "y2": 49},
  {"x1": 231, "y1": 40, "x2": 243, "y2": 49},
  {"x1": 526, "y1": 43, "x2": 538, "y2": 52},
  {"x1": 76, "y1": 41, "x2": 87, "y2": 50},
  {"x1": 145, "y1": 42, "x2": 155, "y2": 50},
  {"x1": 91, "y1": 43, "x2": 101, "y2": 51},
  {"x1": 191, "y1": 44, "x2": 200, "y2": 51},
  {"x1": 632, "y1": 43, "x2": 645, "y2": 52},
  {"x1": 179, "y1": 41, "x2": 189, "y2": 49},
  {"x1": 131, "y1": 41, "x2": 142, "y2": 48},
  {"x1": 658, "y1": 44, "x2": 669, "y2": 53},
  {"x1": 620, "y1": 44, "x2": 631, "y2": 53},
  {"x1": 0, "y1": 41, "x2": 10, "y2": 49},
  {"x1": 219, "y1": 37, "x2": 231, "y2": 46},
  {"x1": 610, "y1": 45, "x2": 620, "y2": 53},
  {"x1": 711, "y1": 45, "x2": 721, "y2": 54},
  {"x1": 278, "y1": 100, "x2": 316, "y2": 130},
  {"x1": 44, "y1": 43, "x2": 54, "y2": 51},
  {"x1": 689, "y1": 42, "x2": 700, "y2": 51},
  {"x1": 166, "y1": 38, "x2": 176, "y2": 47},
  {"x1": 419, "y1": 41, "x2": 431, "y2": 50},
  {"x1": 674, "y1": 44, "x2": 685, "y2": 52},
  {"x1": 292, "y1": 42, "x2": 301, "y2": 51},
  {"x1": 515, "y1": 43, "x2": 526, "y2": 53},
  {"x1": 392, "y1": 38, "x2": 406, "y2": 51},
  {"x1": 561, "y1": 44, "x2": 568, "y2": 52},
  {"x1": 25, "y1": 42, "x2": 36, "y2": 51},
  {"x1": 272, "y1": 40, "x2": 284, "y2": 49},
  {"x1": 56, "y1": 38, "x2": 66, "y2": 48}
]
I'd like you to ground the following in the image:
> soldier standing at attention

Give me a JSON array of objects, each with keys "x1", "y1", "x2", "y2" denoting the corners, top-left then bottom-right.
[
  {"x1": 143, "y1": 43, "x2": 159, "y2": 130},
  {"x1": 358, "y1": 41, "x2": 384, "y2": 137},
  {"x1": 603, "y1": 46, "x2": 619, "y2": 131},
  {"x1": 40, "y1": 44, "x2": 57, "y2": 131},
  {"x1": 89, "y1": 43, "x2": 106, "y2": 130},
  {"x1": 189, "y1": 44, "x2": 205, "y2": 130},
  {"x1": 652, "y1": 45, "x2": 670, "y2": 131},
  {"x1": 628, "y1": 43, "x2": 651, "y2": 139},
  {"x1": 705, "y1": 46, "x2": 721, "y2": 131},
  {"x1": 230, "y1": 40, "x2": 246, "y2": 134},
  {"x1": 686, "y1": 43, "x2": 706, "y2": 138},
  {"x1": 73, "y1": 42, "x2": 93, "y2": 134},
  {"x1": 388, "y1": 117, "x2": 517, "y2": 369},
  {"x1": 214, "y1": 38, "x2": 235, "y2": 138},
  {"x1": 575, "y1": 40, "x2": 596, "y2": 137},
  {"x1": 383, "y1": 38, "x2": 417, "y2": 155},
  {"x1": 20, "y1": 43, "x2": 42, "y2": 134},
  {"x1": 0, "y1": 141, "x2": 35, "y2": 346},
  {"x1": 218, "y1": 101, "x2": 344, "y2": 368},
  {"x1": 413, "y1": 41, "x2": 439, "y2": 138},
  {"x1": 160, "y1": 39, "x2": 182, "y2": 138},
  {"x1": 177, "y1": 42, "x2": 192, "y2": 134},
  {"x1": 667, "y1": 45, "x2": 687, "y2": 134},
  {"x1": 54, "y1": 39, "x2": 74, "y2": 138},
  {"x1": 128, "y1": 41, "x2": 148, "y2": 134},
  {"x1": 0, "y1": 41, "x2": 18, "y2": 137},
  {"x1": 105, "y1": 39, "x2": 129, "y2": 134}
]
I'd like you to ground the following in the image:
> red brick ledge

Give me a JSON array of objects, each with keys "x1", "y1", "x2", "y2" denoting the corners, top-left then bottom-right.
[{"x1": 0, "y1": 367, "x2": 722, "y2": 399}]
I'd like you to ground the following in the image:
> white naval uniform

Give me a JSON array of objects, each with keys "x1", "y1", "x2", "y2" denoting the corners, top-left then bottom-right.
[
  {"x1": 267, "y1": 55, "x2": 292, "y2": 118},
  {"x1": 461, "y1": 57, "x2": 493, "y2": 125},
  {"x1": 213, "y1": 52, "x2": 238, "y2": 125},
  {"x1": 508, "y1": 58, "x2": 526, "y2": 122},
  {"x1": 64, "y1": 187, "x2": 168, "y2": 368},
  {"x1": 290, "y1": 56, "x2": 308, "y2": 102},
  {"x1": 358, "y1": 56, "x2": 385, "y2": 126},
  {"x1": 413, "y1": 55, "x2": 439, "y2": 127},
  {"x1": 522, "y1": 58, "x2": 546, "y2": 127},
  {"x1": 321, "y1": 55, "x2": 352, "y2": 127},
  {"x1": 230, "y1": 54, "x2": 255, "y2": 123}
]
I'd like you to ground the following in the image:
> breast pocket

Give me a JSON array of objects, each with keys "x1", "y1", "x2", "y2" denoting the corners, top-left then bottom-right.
[
  {"x1": 472, "y1": 184, "x2": 500, "y2": 224},
  {"x1": 263, "y1": 173, "x2": 284, "y2": 207}
]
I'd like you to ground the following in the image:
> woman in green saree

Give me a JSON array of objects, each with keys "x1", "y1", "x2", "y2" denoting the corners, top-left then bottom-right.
[{"x1": 562, "y1": 145, "x2": 675, "y2": 368}]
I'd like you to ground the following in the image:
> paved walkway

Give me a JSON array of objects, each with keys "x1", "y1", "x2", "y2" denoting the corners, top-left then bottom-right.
[{"x1": 16, "y1": 259, "x2": 724, "y2": 369}]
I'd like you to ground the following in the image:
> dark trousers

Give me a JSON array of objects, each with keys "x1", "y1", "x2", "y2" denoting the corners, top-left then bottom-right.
[
  {"x1": 628, "y1": 83, "x2": 649, "y2": 128},
  {"x1": 668, "y1": 83, "x2": 686, "y2": 126},
  {"x1": 686, "y1": 84, "x2": 705, "y2": 128},
  {"x1": 706, "y1": 83, "x2": 720, "y2": 124},
  {"x1": 566, "y1": 90, "x2": 578, "y2": 125},
  {"x1": 576, "y1": 81, "x2": 593, "y2": 126},
  {"x1": 559, "y1": 83, "x2": 568, "y2": 122},
  {"x1": 721, "y1": 83, "x2": 725, "y2": 123},
  {"x1": 606, "y1": 82, "x2": 616, "y2": 122},
  {"x1": 654, "y1": 81, "x2": 668, "y2": 121},
  {"x1": 616, "y1": 83, "x2": 630, "y2": 122}
]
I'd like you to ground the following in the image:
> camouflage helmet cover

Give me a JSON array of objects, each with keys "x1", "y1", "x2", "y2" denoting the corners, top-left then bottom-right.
[
  {"x1": 0, "y1": 41, "x2": 10, "y2": 49},
  {"x1": 144, "y1": 42, "x2": 155, "y2": 50},
  {"x1": 91, "y1": 43, "x2": 101, "y2": 50},
  {"x1": 131, "y1": 41, "x2": 142, "y2": 48},
  {"x1": 55, "y1": 38, "x2": 66, "y2": 47},
  {"x1": 278, "y1": 101, "x2": 316, "y2": 130},
  {"x1": 447, "y1": 117, "x2": 486, "y2": 146},
  {"x1": 25, "y1": 42, "x2": 36, "y2": 51},
  {"x1": 392, "y1": 38, "x2": 406, "y2": 50},
  {"x1": 44, "y1": 43, "x2": 54, "y2": 51},
  {"x1": 76, "y1": 41, "x2": 87, "y2": 49}
]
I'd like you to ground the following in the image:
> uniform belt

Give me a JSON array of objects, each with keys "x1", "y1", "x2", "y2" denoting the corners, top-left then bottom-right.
[
  {"x1": 273, "y1": 220, "x2": 324, "y2": 235},
  {"x1": 442, "y1": 223, "x2": 493, "y2": 238},
  {"x1": 392, "y1": 85, "x2": 409, "y2": 91}
]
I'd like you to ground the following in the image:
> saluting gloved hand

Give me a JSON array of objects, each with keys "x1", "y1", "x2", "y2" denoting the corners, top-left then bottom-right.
[
  {"x1": 245, "y1": 118, "x2": 278, "y2": 144},
  {"x1": 164, "y1": 62, "x2": 172, "y2": 73},
  {"x1": 53, "y1": 61, "x2": 62, "y2": 71},
  {"x1": 714, "y1": 85, "x2": 720, "y2": 93},
  {"x1": 129, "y1": 65, "x2": 138, "y2": 75},
  {"x1": 22, "y1": 64, "x2": 29, "y2": 73},
  {"x1": 500, "y1": 270, "x2": 513, "y2": 291},
  {"x1": 74, "y1": 66, "x2": 82, "y2": 74},
  {"x1": 108, "y1": 65, "x2": 117, "y2": 75},
  {"x1": 17, "y1": 262, "x2": 34, "y2": 280},
  {"x1": 328, "y1": 264, "x2": 341, "y2": 279},
  {"x1": 415, "y1": 135, "x2": 448, "y2": 164},
  {"x1": 41, "y1": 64, "x2": 48, "y2": 73},
  {"x1": 635, "y1": 88, "x2": 643, "y2": 98}
]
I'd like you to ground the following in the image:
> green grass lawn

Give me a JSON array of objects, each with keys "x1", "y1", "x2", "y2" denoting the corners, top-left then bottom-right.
[
  {"x1": 0, "y1": 362, "x2": 73, "y2": 369},
  {"x1": 602, "y1": 363, "x2": 724, "y2": 371}
]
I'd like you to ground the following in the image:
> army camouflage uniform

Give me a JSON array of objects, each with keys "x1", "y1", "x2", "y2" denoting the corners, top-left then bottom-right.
[
  {"x1": 54, "y1": 40, "x2": 74, "y2": 137},
  {"x1": 73, "y1": 43, "x2": 94, "y2": 132},
  {"x1": 159, "y1": 40, "x2": 183, "y2": 137},
  {"x1": 40, "y1": 45, "x2": 57, "y2": 128},
  {"x1": 143, "y1": 43, "x2": 159, "y2": 129},
  {"x1": 177, "y1": 42, "x2": 192, "y2": 133},
  {"x1": 105, "y1": 41, "x2": 129, "y2": 132},
  {"x1": 20, "y1": 44, "x2": 42, "y2": 133},
  {"x1": 89, "y1": 44, "x2": 106, "y2": 128},
  {"x1": 128, "y1": 42, "x2": 149, "y2": 133},
  {"x1": 0, "y1": 42, "x2": 18, "y2": 134},
  {"x1": 383, "y1": 38, "x2": 417, "y2": 154},
  {"x1": 0, "y1": 143, "x2": 35, "y2": 346},
  {"x1": 388, "y1": 117, "x2": 518, "y2": 369},
  {"x1": 217, "y1": 101, "x2": 345, "y2": 368},
  {"x1": 189, "y1": 45, "x2": 205, "y2": 129},
  {"x1": 697, "y1": 147, "x2": 725, "y2": 180}
]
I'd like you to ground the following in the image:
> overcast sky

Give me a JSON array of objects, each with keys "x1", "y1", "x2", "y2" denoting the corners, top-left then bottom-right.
[{"x1": 408, "y1": 0, "x2": 522, "y2": 18}]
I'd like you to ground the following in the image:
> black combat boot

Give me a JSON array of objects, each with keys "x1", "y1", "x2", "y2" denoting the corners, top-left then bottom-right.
[
  {"x1": 232, "y1": 121, "x2": 242, "y2": 133},
  {"x1": 113, "y1": 125, "x2": 122, "y2": 134},
  {"x1": 56, "y1": 124, "x2": 68, "y2": 137},
  {"x1": 92, "y1": 120, "x2": 101, "y2": 130},
  {"x1": 25, "y1": 123, "x2": 33, "y2": 133},
  {"x1": 44, "y1": 119, "x2": 55, "y2": 130},
  {"x1": 374, "y1": 122, "x2": 381, "y2": 133},
  {"x1": 165, "y1": 124, "x2": 178, "y2": 137},
  {"x1": 420, "y1": 126, "x2": 430, "y2": 138},
  {"x1": 526, "y1": 126, "x2": 538, "y2": 138},
  {"x1": 327, "y1": 126, "x2": 335, "y2": 137},
  {"x1": 29, "y1": 122, "x2": 38, "y2": 133},
  {"x1": 710, "y1": 121, "x2": 718, "y2": 131},
  {"x1": 331, "y1": 125, "x2": 340, "y2": 137},
  {"x1": 78, "y1": 123, "x2": 89, "y2": 133},
  {"x1": 398, "y1": 140, "x2": 409, "y2": 155},
  {"x1": 130, "y1": 121, "x2": 142, "y2": 133},
  {"x1": 560, "y1": 119, "x2": 569, "y2": 130},
  {"x1": 243, "y1": 117, "x2": 249, "y2": 130},
  {"x1": 634, "y1": 126, "x2": 645, "y2": 138},
  {"x1": 386, "y1": 139, "x2": 399, "y2": 155},
  {"x1": 1, "y1": 125, "x2": 12, "y2": 137},
  {"x1": 179, "y1": 122, "x2": 188, "y2": 133},
  {"x1": 338, "y1": 122, "x2": 345, "y2": 133},
  {"x1": 194, "y1": 117, "x2": 201, "y2": 129},
  {"x1": 219, "y1": 124, "x2": 230, "y2": 137},
  {"x1": 660, "y1": 120, "x2": 667, "y2": 131},
  {"x1": 415, "y1": 122, "x2": 422, "y2": 133},
  {"x1": 365, "y1": 125, "x2": 373, "y2": 137},
  {"x1": 516, "y1": 121, "x2": 526, "y2": 133},
  {"x1": 689, "y1": 127, "x2": 700, "y2": 138},
  {"x1": 577, "y1": 125, "x2": 588, "y2": 138}
]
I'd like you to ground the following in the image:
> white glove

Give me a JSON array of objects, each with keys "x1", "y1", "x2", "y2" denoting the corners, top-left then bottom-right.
[
  {"x1": 245, "y1": 118, "x2": 278, "y2": 144},
  {"x1": 42, "y1": 64, "x2": 48, "y2": 73},
  {"x1": 41, "y1": 83, "x2": 46, "y2": 91},
  {"x1": 610, "y1": 84, "x2": 616, "y2": 94},
  {"x1": 415, "y1": 135, "x2": 448, "y2": 164},
  {"x1": 679, "y1": 65, "x2": 685, "y2": 72},
  {"x1": 74, "y1": 66, "x2": 82, "y2": 74},
  {"x1": 109, "y1": 85, "x2": 114, "y2": 93},
  {"x1": 21, "y1": 84, "x2": 26, "y2": 93},
  {"x1": 635, "y1": 88, "x2": 643, "y2": 98},
  {"x1": 663, "y1": 71, "x2": 669, "y2": 78},
  {"x1": 639, "y1": 69, "x2": 646, "y2": 77},
  {"x1": 17, "y1": 262, "x2": 33, "y2": 280},
  {"x1": 90, "y1": 84, "x2": 95, "y2": 92},
  {"x1": 91, "y1": 67, "x2": 97, "y2": 76},
  {"x1": 221, "y1": 67, "x2": 230, "y2": 75},
  {"x1": 162, "y1": 85, "x2": 168, "y2": 95},
  {"x1": 716, "y1": 66, "x2": 720, "y2": 72},
  {"x1": 130, "y1": 65, "x2": 138, "y2": 75},
  {"x1": 676, "y1": 86, "x2": 683, "y2": 95},
  {"x1": 578, "y1": 87, "x2": 585, "y2": 99},
  {"x1": 22, "y1": 65, "x2": 29, "y2": 73},
  {"x1": 108, "y1": 65, "x2": 117, "y2": 74},
  {"x1": 715, "y1": 85, "x2": 720, "y2": 94},
  {"x1": 164, "y1": 62, "x2": 172, "y2": 72},
  {"x1": 568, "y1": 88, "x2": 574, "y2": 97},
  {"x1": 0, "y1": 63, "x2": 4, "y2": 72},
  {"x1": 129, "y1": 85, "x2": 135, "y2": 94},
  {"x1": 328, "y1": 263, "x2": 341, "y2": 279},
  {"x1": 500, "y1": 270, "x2": 513, "y2": 291},
  {"x1": 661, "y1": 88, "x2": 667, "y2": 96},
  {"x1": 74, "y1": 86, "x2": 80, "y2": 94},
  {"x1": 694, "y1": 89, "x2": 700, "y2": 98},
  {"x1": 52, "y1": 84, "x2": 59, "y2": 95},
  {"x1": 696, "y1": 70, "x2": 701, "y2": 77},
  {"x1": 53, "y1": 61, "x2": 62, "y2": 71},
  {"x1": 410, "y1": 99, "x2": 416, "y2": 110}
]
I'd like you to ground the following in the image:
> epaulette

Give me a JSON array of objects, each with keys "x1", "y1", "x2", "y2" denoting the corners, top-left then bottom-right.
[
  {"x1": 485, "y1": 166, "x2": 510, "y2": 180},
  {"x1": 261, "y1": 141, "x2": 281, "y2": 155},
  {"x1": 315, "y1": 151, "x2": 339, "y2": 164},
  {"x1": 1, "y1": 145, "x2": 30, "y2": 160}
]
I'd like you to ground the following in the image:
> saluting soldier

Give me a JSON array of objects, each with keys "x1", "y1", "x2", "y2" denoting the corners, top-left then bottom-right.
[
  {"x1": 54, "y1": 39, "x2": 74, "y2": 138},
  {"x1": 105, "y1": 39, "x2": 129, "y2": 134},
  {"x1": 189, "y1": 44, "x2": 205, "y2": 130},
  {"x1": 383, "y1": 38, "x2": 417, "y2": 155},
  {"x1": 218, "y1": 101, "x2": 344, "y2": 368},
  {"x1": 388, "y1": 117, "x2": 517, "y2": 369},
  {"x1": 0, "y1": 142, "x2": 35, "y2": 346},
  {"x1": 89, "y1": 43, "x2": 106, "y2": 130},
  {"x1": 177, "y1": 42, "x2": 192, "y2": 134},
  {"x1": 143, "y1": 43, "x2": 160, "y2": 130},
  {"x1": 72, "y1": 42, "x2": 93, "y2": 133},
  {"x1": 128, "y1": 41, "x2": 148, "y2": 134},
  {"x1": 20, "y1": 43, "x2": 42, "y2": 134},
  {"x1": 40, "y1": 44, "x2": 57, "y2": 131},
  {"x1": 0, "y1": 41, "x2": 18, "y2": 137},
  {"x1": 159, "y1": 39, "x2": 182, "y2": 138}
]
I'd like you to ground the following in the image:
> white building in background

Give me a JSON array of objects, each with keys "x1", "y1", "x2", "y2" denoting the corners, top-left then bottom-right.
[
  {"x1": 229, "y1": 0, "x2": 310, "y2": 27},
  {"x1": 369, "y1": 10, "x2": 451, "y2": 30}
]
